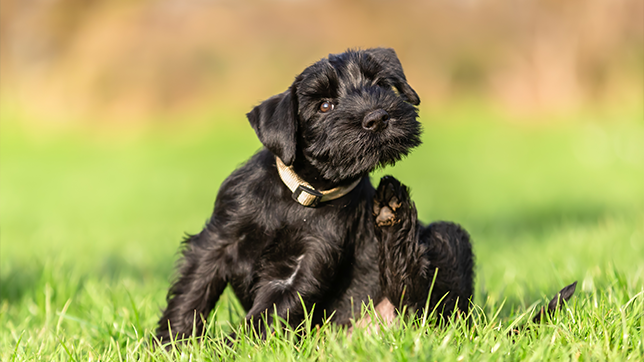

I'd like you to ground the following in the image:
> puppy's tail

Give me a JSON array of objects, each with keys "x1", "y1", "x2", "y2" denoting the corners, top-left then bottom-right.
[
  {"x1": 531, "y1": 281, "x2": 577, "y2": 323},
  {"x1": 510, "y1": 281, "x2": 577, "y2": 336}
]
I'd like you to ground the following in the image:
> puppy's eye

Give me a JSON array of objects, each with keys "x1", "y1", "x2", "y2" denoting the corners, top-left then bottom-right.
[{"x1": 319, "y1": 101, "x2": 334, "y2": 113}]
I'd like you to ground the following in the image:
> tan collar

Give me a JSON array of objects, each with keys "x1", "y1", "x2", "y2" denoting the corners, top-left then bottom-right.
[{"x1": 275, "y1": 157, "x2": 362, "y2": 207}]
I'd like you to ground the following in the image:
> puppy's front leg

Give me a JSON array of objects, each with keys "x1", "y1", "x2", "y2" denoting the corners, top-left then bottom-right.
[
  {"x1": 156, "y1": 231, "x2": 229, "y2": 345},
  {"x1": 241, "y1": 252, "x2": 332, "y2": 339}
]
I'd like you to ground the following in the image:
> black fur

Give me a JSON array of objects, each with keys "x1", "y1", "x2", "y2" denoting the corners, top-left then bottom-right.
[
  {"x1": 373, "y1": 176, "x2": 474, "y2": 316},
  {"x1": 156, "y1": 48, "x2": 474, "y2": 344}
]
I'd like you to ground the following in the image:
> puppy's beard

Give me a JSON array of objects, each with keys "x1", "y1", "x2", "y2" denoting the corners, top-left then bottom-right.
[{"x1": 304, "y1": 118, "x2": 422, "y2": 183}]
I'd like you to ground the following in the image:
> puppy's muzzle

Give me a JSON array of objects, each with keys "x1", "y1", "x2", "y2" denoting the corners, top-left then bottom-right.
[{"x1": 363, "y1": 109, "x2": 390, "y2": 132}]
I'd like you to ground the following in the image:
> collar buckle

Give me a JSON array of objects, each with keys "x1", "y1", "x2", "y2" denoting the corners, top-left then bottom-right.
[{"x1": 292, "y1": 185, "x2": 323, "y2": 207}]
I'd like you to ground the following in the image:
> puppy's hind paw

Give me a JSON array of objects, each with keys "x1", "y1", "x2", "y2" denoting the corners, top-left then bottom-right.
[{"x1": 373, "y1": 176, "x2": 411, "y2": 227}]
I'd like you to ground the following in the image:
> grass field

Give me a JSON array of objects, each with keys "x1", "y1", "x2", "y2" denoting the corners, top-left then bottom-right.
[{"x1": 1, "y1": 108, "x2": 643, "y2": 361}]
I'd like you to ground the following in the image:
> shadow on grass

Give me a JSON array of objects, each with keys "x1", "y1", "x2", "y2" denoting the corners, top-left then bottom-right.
[
  {"x1": 0, "y1": 264, "x2": 44, "y2": 303},
  {"x1": 0, "y1": 253, "x2": 174, "y2": 304},
  {"x1": 468, "y1": 200, "x2": 632, "y2": 238}
]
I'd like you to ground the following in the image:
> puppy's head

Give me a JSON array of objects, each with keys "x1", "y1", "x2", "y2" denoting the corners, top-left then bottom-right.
[{"x1": 248, "y1": 48, "x2": 422, "y2": 183}]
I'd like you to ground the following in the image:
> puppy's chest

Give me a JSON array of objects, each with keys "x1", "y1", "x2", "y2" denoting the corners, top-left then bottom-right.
[
  {"x1": 228, "y1": 208, "x2": 365, "y2": 305},
  {"x1": 233, "y1": 206, "x2": 365, "y2": 275},
  {"x1": 259, "y1": 208, "x2": 359, "y2": 254}
]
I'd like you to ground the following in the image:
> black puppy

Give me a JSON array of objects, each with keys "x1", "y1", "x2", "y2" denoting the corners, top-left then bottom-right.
[{"x1": 156, "y1": 48, "x2": 474, "y2": 344}]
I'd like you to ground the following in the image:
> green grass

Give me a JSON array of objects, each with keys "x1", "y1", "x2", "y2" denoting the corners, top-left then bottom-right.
[{"x1": 1, "y1": 109, "x2": 643, "y2": 361}]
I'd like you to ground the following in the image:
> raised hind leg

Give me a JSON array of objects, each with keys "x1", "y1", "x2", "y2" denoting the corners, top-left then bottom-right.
[{"x1": 373, "y1": 176, "x2": 474, "y2": 319}]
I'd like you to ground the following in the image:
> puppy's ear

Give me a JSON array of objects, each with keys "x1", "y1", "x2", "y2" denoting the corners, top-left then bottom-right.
[
  {"x1": 247, "y1": 88, "x2": 298, "y2": 166},
  {"x1": 366, "y1": 48, "x2": 420, "y2": 106}
]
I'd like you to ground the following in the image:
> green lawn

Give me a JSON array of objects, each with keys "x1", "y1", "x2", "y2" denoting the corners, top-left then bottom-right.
[{"x1": 1, "y1": 108, "x2": 643, "y2": 361}]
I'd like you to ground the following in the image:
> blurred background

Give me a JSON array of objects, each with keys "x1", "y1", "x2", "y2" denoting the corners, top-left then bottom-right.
[
  {"x1": 1, "y1": 0, "x2": 642, "y2": 123},
  {"x1": 1, "y1": 0, "x2": 643, "y2": 336}
]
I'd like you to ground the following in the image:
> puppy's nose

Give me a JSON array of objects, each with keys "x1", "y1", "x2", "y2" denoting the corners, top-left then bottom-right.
[{"x1": 362, "y1": 109, "x2": 390, "y2": 132}]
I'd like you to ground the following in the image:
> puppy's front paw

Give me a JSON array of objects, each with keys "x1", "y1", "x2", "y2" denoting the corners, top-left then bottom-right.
[{"x1": 373, "y1": 176, "x2": 411, "y2": 227}]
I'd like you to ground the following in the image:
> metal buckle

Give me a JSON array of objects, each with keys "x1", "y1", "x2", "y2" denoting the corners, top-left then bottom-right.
[{"x1": 292, "y1": 185, "x2": 323, "y2": 207}]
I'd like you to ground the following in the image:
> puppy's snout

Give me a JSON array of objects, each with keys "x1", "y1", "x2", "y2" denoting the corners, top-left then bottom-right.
[{"x1": 362, "y1": 109, "x2": 390, "y2": 132}]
